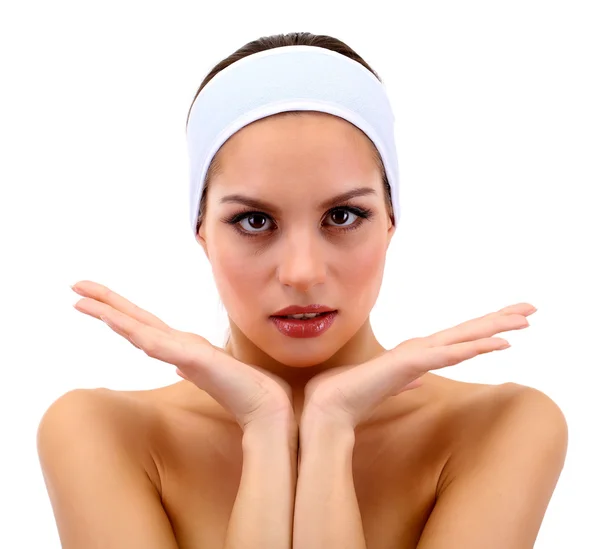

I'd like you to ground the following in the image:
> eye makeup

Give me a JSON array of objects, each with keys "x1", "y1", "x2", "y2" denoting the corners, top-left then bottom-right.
[{"x1": 221, "y1": 204, "x2": 374, "y2": 238}]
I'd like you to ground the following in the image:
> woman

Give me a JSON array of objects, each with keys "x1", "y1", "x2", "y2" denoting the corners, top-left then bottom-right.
[{"x1": 37, "y1": 32, "x2": 568, "y2": 549}]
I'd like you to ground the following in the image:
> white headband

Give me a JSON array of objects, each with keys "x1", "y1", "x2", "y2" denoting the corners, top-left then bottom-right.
[{"x1": 186, "y1": 45, "x2": 400, "y2": 236}]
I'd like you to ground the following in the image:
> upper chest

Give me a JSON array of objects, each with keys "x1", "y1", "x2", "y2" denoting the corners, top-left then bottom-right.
[{"x1": 141, "y1": 381, "x2": 497, "y2": 549}]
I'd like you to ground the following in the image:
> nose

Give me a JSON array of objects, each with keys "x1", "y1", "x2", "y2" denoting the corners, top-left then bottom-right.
[{"x1": 277, "y1": 230, "x2": 327, "y2": 292}]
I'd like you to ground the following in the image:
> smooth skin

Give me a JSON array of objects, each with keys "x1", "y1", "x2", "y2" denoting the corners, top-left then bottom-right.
[
  {"x1": 38, "y1": 112, "x2": 568, "y2": 548},
  {"x1": 39, "y1": 282, "x2": 565, "y2": 549}
]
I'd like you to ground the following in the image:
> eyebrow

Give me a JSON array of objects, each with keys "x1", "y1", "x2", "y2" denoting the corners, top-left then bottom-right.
[{"x1": 219, "y1": 186, "x2": 377, "y2": 212}]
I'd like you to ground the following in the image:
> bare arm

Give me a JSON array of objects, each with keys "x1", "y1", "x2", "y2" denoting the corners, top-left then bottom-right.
[
  {"x1": 36, "y1": 389, "x2": 179, "y2": 549},
  {"x1": 224, "y1": 417, "x2": 299, "y2": 549},
  {"x1": 416, "y1": 388, "x2": 568, "y2": 548},
  {"x1": 293, "y1": 415, "x2": 365, "y2": 549},
  {"x1": 68, "y1": 281, "x2": 300, "y2": 548}
]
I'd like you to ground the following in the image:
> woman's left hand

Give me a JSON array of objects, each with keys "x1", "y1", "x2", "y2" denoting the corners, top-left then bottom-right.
[{"x1": 301, "y1": 302, "x2": 537, "y2": 432}]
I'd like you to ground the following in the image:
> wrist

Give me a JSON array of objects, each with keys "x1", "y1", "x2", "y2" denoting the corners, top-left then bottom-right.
[
  {"x1": 242, "y1": 415, "x2": 299, "y2": 450},
  {"x1": 300, "y1": 407, "x2": 356, "y2": 447},
  {"x1": 298, "y1": 412, "x2": 355, "y2": 474},
  {"x1": 301, "y1": 405, "x2": 355, "y2": 438}
]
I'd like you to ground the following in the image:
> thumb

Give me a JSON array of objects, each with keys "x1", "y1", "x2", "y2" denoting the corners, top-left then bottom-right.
[
  {"x1": 176, "y1": 368, "x2": 191, "y2": 381},
  {"x1": 391, "y1": 376, "x2": 424, "y2": 395}
]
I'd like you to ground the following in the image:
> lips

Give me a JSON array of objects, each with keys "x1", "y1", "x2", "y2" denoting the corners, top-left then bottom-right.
[
  {"x1": 270, "y1": 310, "x2": 338, "y2": 338},
  {"x1": 271, "y1": 304, "x2": 337, "y2": 317}
]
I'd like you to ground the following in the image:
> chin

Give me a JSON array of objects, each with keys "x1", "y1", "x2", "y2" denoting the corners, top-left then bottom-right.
[
  {"x1": 254, "y1": 327, "x2": 354, "y2": 368},
  {"x1": 267, "y1": 346, "x2": 338, "y2": 368},
  {"x1": 232, "y1": 311, "x2": 366, "y2": 368}
]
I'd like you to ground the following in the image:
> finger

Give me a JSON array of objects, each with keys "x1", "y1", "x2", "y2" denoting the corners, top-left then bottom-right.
[
  {"x1": 75, "y1": 295, "x2": 213, "y2": 352},
  {"x1": 98, "y1": 308, "x2": 214, "y2": 370},
  {"x1": 175, "y1": 368, "x2": 191, "y2": 381},
  {"x1": 98, "y1": 314, "x2": 257, "y2": 407},
  {"x1": 401, "y1": 377, "x2": 424, "y2": 392},
  {"x1": 497, "y1": 302, "x2": 537, "y2": 316},
  {"x1": 414, "y1": 337, "x2": 510, "y2": 373},
  {"x1": 98, "y1": 310, "x2": 260, "y2": 395},
  {"x1": 100, "y1": 315, "x2": 142, "y2": 349},
  {"x1": 321, "y1": 337, "x2": 507, "y2": 426},
  {"x1": 392, "y1": 303, "x2": 536, "y2": 353},
  {"x1": 364, "y1": 336, "x2": 506, "y2": 393},
  {"x1": 425, "y1": 304, "x2": 534, "y2": 348},
  {"x1": 363, "y1": 338, "x2": 508, "y2": 399},
  {"x1": 72, "y1": 280, "x2": 172, "y2": 333},
  {"x1": 92, "y1": 300, "x2": 291, "y2": 427}
]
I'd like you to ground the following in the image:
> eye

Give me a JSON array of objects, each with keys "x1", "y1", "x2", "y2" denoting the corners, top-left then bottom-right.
[
  {"x1": 222, "y1": 205, "x2": 373, "y2": 238},
  {"x1": 326, "y1": 208, "x2": 359, "y2": 227},
  {"x1": 238, "y1": 213, "x2": 273, "y2": 233},
  {"x1": 323, "y1": 206, "x2": 374, "y2": 232}
]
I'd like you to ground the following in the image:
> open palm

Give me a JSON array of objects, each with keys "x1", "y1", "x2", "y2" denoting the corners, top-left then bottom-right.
[{"x1": 302, "y1": 302, "x2": 536, "y2": 430}]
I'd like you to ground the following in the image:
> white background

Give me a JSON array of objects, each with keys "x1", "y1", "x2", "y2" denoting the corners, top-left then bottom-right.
[{"x1": 1, "y1": 1, "x2": 598, "y2": 547}]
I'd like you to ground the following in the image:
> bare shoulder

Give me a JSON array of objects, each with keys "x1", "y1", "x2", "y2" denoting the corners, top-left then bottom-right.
[
  {"x1": 427, "y1": 373, "x2": 564, "y2": 414},
  {"x1": 38, "y1": 387, "x2": 144, "y2": 435},
  {"x1": 430, "y1": 375, "x2": 567, "y2": 436},
  {"x1": 39, "y1": 386, "x2": 159, "y2": 434},
  {"x1": 38, "y1": 387, "x2": 164, "y2": 490},
  {"x1": 36, "y1": 387, "x2": 184, "y2": 547},
  {"x1": 411, "y1": 377, "x2": 568, "y2": 546},
  {"x1": 431, "y1": 376, "x2": 568, "y2": 486}
]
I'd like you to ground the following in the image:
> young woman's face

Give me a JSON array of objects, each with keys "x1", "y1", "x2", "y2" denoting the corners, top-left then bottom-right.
[{"x1": 197, "y1": 112, "x2": 395, "y2": 367}]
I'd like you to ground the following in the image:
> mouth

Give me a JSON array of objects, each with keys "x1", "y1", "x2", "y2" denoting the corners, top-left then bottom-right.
[
  {"x1": 271, "y1": 311, "x2": 335, "y2": 320},
  {"x1": 271, "y1": 304, "x2": 336, "y2": 317},
  {"x1": 269, "y1": 310, "x2": 338, "y2": 338}
]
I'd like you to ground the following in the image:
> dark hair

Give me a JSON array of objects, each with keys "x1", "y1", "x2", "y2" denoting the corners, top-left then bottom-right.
[{"x1": 188, "y1": 32, "x2": 394, "y2": 234}]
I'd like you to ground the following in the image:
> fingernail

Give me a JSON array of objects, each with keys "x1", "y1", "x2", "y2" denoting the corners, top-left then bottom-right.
[{"x1": 500, "y1": 342, "x2": 511, "y2": 349}]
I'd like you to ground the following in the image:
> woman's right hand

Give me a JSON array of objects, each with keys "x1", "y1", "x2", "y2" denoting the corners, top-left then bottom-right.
[{"x1": 70, "y1": 281, "x2": 295, "y2": 433}]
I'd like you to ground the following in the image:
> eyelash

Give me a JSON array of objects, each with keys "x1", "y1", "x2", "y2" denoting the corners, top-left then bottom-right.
[{"x1": 221, "y1": 205, "x2": 374, "y2": 239}]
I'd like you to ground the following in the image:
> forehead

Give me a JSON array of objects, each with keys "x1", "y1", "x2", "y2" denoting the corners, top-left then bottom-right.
[{"x1": 210, "y1": 112, "x2": 380, "y2": 191}]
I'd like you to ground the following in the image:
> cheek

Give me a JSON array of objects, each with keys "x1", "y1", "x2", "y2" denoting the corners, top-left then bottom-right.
[
  {"x1": 210, "y1": 243, "x2": 263, "y2": 311},
  {"x1": 340, "y1": 239, "x2": 387, "y2": 303}
]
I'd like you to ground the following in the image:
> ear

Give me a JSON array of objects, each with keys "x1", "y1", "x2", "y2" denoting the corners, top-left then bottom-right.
[
  {"x1": 196, "y1": 228, "x2": 210, "y2": 260},
  {"x1": 386, "y1": 216, "x2": 396, "y2": 249}
]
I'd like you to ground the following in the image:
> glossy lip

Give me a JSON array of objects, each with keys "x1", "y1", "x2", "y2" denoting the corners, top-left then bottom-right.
[
  {"x1": 271, "y1": 304, "x2": 337, "y2": 316},
  {"x1": 270, "y1": 311, "x2": 338, "y2": 338}
]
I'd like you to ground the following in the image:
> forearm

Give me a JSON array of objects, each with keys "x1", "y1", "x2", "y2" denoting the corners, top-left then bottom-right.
[
  {"x1": 293, "y1": 415, "x2": 366, "y2": 549},
  {"x1": 224, "y1": 419, "x2": 298, "y2": 549}
]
